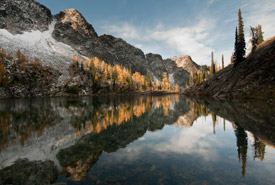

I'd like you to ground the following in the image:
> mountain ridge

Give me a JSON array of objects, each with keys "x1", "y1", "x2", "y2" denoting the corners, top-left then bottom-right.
[{"x1": 0, "y1": 0, "x2": 206, "y2": 97}]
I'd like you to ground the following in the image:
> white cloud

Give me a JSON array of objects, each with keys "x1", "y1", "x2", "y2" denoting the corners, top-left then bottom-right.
[
  {"x1": 152, "y1": 116, "x2": 220, "y2": 161},
  {"x1": 102, "y1": 23, "x2": 139, "y2": 39},
  {"x1": 99, "y1": 0, "x2": 274, "y2": 66},
  {"x1": 243, "y1": 0, "x2": 275, "y2": 39},
  {"x1": 101, "y1": 18, "x2": 216, "y2": 65}
]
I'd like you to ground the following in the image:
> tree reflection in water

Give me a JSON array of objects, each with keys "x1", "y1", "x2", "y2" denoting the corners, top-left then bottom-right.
[{"x1": 0, "y1": 96, "x2": 274, "y2": 184}]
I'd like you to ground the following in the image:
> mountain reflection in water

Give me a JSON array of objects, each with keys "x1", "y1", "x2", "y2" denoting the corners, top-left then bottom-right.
[{"x1": 0, "y1": 95, "x2": 274, "y2": 185}]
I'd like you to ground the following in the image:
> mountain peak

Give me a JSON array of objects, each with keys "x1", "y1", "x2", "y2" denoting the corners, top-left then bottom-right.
[
  {"x1": 170, "y1": 55, "x2": 200, "y2": 74},
  {"x1": 54, "y1": 8, "x2": 98, "y2": 40}
]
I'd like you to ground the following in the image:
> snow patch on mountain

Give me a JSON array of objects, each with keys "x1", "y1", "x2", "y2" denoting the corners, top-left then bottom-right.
[
  {"x1": 0, "y1": 21, "x2": 87, "y2": 86},
  {"x1": 168, "y1": 73, "x2": 175, "y2": 85}
]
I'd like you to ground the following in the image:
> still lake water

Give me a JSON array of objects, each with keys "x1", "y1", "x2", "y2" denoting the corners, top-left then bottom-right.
[{"x1": 0, "y1": 95, "x2": 275, "y2": 184}]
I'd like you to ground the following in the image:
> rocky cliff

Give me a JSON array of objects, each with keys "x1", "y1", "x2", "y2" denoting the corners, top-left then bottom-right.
[
  {"x1": 52, "y1": 9, "x2": 147, "y2": 75},
  {"x1": 184, "y1": 36, "x2": 275, "y2": 101},
  {"x1": 170, "y1": 55, "x2": 200, "y2": 74},
  {"x1": 0, "y1": 0, "x2": 52, "y2": 34}
]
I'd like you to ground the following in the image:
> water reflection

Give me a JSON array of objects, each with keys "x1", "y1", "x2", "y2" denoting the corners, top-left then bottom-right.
[
  {"x1": 0, "y1": 96, "x2": 274, "y2": 184},
  {"x1": 0, "y1": 99, "x2": 62, "y2": 152}
]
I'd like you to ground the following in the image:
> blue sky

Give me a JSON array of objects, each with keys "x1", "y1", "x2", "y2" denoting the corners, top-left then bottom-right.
[{"x1": 37, "y1": 0, "x2": 275, "y2": 66}]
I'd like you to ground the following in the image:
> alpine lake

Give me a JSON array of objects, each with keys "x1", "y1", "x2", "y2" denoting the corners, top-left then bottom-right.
[{"x1": 0, "y1": 95, "x2": 274, "y2": 185}]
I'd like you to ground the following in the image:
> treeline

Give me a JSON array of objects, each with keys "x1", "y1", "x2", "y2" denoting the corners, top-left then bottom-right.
[
  {"x1": 188, "y1": 52, "x2": 225, "y2": 87},
  {"x1": 0, "y1": 46, "x2": 181, "y2": 97},
  {"x1": 187, "y1": 9, "x2": 265, "y2": 88},
  {"x1": 70, "y1": 55, "x2": 180, "y2": 93},
  {"x1": 0, "y1": 48, "x2": 58, "y2": 97},
  {"x1": 188, "y1": 66, "x2": 208, "y2": 87},
  {"x1": 233, "y1": 9, "x2": 264, "y2": 66},
  {"x1": 72, "y1": 95, "x2": 179, "y2": 137}
]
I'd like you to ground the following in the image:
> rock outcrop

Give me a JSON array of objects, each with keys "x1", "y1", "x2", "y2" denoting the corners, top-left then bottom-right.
[
  {"x1": 0, "y1": 159, "x2": 58, "y2": 185},
  {"x1": 184, "y1": 36, "x2": 275, "y2": 101},
  {"x1": 0, "y1": 0, "x2": 52, "y2": 34},
  {"x1": 146, "y1": 53, "x2": 190, "y2": 87},
  {"x1": 170, "y1": 55, "x2": 200, "y2": 74}
]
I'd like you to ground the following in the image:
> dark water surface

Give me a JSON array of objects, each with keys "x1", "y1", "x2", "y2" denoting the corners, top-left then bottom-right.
[{"x1": 0, "y1": 95, "x2": 275, "y2": 184}]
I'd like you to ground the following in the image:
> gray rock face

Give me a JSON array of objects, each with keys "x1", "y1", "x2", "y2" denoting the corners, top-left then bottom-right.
[
  {"x1": 146, "y1": 53, "x2": 167, "y2": 80},
  {"x1": 53, "y1": 9, "x2": 147, "y2": 75},
  {"x1": 0, "y1": 0, "x2": 52, "y2": 34},
  {"x1": 146, "y1": 53, "x2": 190, "y2": 87},
  {"x1": 170, "y1": 55, "x2": 200, "y2": 74}
]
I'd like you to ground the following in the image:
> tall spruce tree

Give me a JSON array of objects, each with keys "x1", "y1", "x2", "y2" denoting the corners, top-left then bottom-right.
[
  {"x1": 222, "y1": 54, "x2": 224, "y2": 69},
  {"x1": 234, "y1": 9, "x2": 246, "y2": 67},
  {"x1": 238, "y1": 9, "x2": 246, "y2": 59},
  {"x1": 202, "y1": 66, "x2": 206, "y2": 81},
  {"x1": 257, "y1": 24, "x2": 264, "y2": 45},
  {"x1": 233, "y1": 27, "x2": 239, "y2": 66},
  {"x1": 210, "y1": 51, "x2": 215, "y2": 76}
]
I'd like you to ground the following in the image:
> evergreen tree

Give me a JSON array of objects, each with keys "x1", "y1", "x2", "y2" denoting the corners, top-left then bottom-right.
[
  {"x1": 210, "y1": 51, "x2": 215, "y2": 76},
  {"x1": 222, "y1": 54, "x2": 224, "y2": 69},
  {"x1": 112, "y1": 66, "x2": 118, "y2": 87},
  {"x1": 257, "y1": 25, "x2": 264, "y2": 45},
  {"x1": 196, "y1": 72, "x2": 200, "y2": 85},
  {"x1": 146, "y1": 72, "x2": 153, "y2": 90},
  {"x1": 231, "y1": 53, "x2": 234, "y2": 64},
  {"x1": 204, "y1": 69, "x2": 207, "y2": 81},
  {"x1": 202, "y1": 66, "x2": 206, "y2": 81},
  {"x1": 128, "y1": 65, "x2": 133, "y2": 89},
  {"x1": 238, "y1": 9, "x2": 246, "y2": 59},
  {"x1": 161, "y1": 72, "x2": 168, "y2": 90},
  {"x1": 189, "y1": 72, "x2": 193, "y2": 86},
  {"x1": 250, "y1": 26, "x2": 259, "y2": 52},
  {"x1": 233, "y1": 27, "x2": 239, "y2": 65},
  {"x1": 235, "y1": 126, "x2": 248, "y2": 177},
  {"x1": 234, "y1": 9, "x2": 246, "y2": 67},
  {"x1": 0, "y1": 53, "x2": 8, "y2": 86}
]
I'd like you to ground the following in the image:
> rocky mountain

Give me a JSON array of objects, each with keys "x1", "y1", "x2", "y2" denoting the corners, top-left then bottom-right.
[
  {"x1": 52, "y1": 8, "x2": 193, "y2": 86},
  {"x1": 170, "y1": 55, "x2": 200, "y2": 74},
  {"x1": 0, "y1": 0, "x2": 202, "y2": 94},
  {"x1": 184, "y1": 36, "x2": 275, "y2": 101},
  {"x1": 0, "y1": 0, "x2": 52, "y2": 34}
]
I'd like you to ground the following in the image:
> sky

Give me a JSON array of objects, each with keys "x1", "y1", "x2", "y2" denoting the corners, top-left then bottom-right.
[{"x1": 37, "y1": 0, "x2": 275, "y2": 66}]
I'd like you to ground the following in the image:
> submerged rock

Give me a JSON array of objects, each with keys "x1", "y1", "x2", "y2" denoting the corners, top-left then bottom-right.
[{"x1": 0, "y1": 159, "x2": 58, "y2": 185}]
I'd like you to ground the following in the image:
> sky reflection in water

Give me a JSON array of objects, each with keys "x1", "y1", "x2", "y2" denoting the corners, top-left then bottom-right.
[{"x1": 0, "y1": 95, "x2": 274, "y2": 184}]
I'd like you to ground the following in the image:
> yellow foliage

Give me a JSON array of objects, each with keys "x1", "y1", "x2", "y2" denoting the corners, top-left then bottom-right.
[
  {"x1": 101, "y1": 61, "x2": 105, "y2": 72},
  {"x1": 94, "y1": 57, "x2": 100, "y2": 69},
  {"x1": 103, "y1": 69, "x2": 108, "y2": 80}
]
